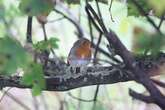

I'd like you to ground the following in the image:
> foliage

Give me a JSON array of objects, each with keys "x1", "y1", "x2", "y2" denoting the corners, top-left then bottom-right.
[
  {"x1": 127, "y1": 0, "x2": 151, "y2": 16},
  {"x1": 0, "y1": 36, "x2": 47, "y2": 96},
  {"x1": 19, "y1": 0, "x2": 54, "y2": 16},
  {"x1": 0, "y1": 36, "x2": 32, "y2": 75},
  {"x1": 0, "y1": 36, "x2": 60, "y2": 96},
  {"x1": 148, "y1": 0, "x2": 165, "y2": 16},
  {"x1": 0, "y1": 2, "x2": 5, "y2": 21},
  {"x1": 34, "y1": 37, "x2": 59, "y2": 52},
  {"x1": 0, "y1": 0, "x2": 60, "y2": 95},
  {"x1": 132, "y1": 27, "x2": 165, "y2": 55},
  {"x1": 127, "y1": 0, "x2": 165, "y2": 17},
  {"x1": 0, "y1": 0, "x2": 165, "y2": 101},
  {"x1": 21, "y1": 63, "x2": 45, "y2": 96}
]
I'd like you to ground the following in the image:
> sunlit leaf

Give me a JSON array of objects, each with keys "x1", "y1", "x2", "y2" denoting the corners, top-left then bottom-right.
[
  {"x1": 34, "y1": 37, "x2": 59, "y2": 52},
  {"x1": 32, "y1": 83, "x2": 42, "y2": 96},
  {"x1": 148, "y1": 0, "x2": 165, "y2": 16},
  {"x1": 119, "y1": 18, "x2": 130, "y2": 33},
  {"x1": 48, "y1": 37, "x2": 59, "y2": 48}
]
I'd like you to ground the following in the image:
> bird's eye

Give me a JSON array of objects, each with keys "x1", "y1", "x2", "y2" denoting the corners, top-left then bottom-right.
[{"x1": 83, "y1": 41, "x2": 90, "y2": 47}]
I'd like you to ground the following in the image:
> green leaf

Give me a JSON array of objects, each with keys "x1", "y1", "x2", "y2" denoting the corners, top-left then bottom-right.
[
  {"x1": 34, "y1": 37, "x2": 59, "y2": 52},
  {"x1": 0, "y1": 0, "x2": 21, "y2": 22},
  {"x1": 119, "y1": 18, "x2": 130, "y2": 33},
  {"x1": 0, "y1": 3, "x2": 5, "y2": 21},
  {"x1": 127, "y1": 0, "x2": 151, "y2": 16},
  {"x1": 21, "y1": 69, "x2": 34, "y2": 85},
  {"x1": 98, "y1": 0, "x2": 108, "y2": 4},
  {"x1": 19, "y1": 0, "x2": 53, "y2": 16},
  {"x1": 134, "y1": 32, "x2": 165, "y2": 55},
  {"x1": 148, "y1": 0, "x2": 165, "y2": 16},
  {"x1": 0, "y1": 36, "x2": 32, "y2": 75},
  {"x1": 32, "y1": 83, "x2": 42, "y2": 96},
  {"x1": 65, "y1": 0, "x2": 80, "y2": 4},
  {"x1": 48, "y1": 37, "x2": 59, "y2": 48},
  {"x1": 21, "y1": 63, "x2": 45, "y2": 96},
  {"x1": 150, "y1": 34, "x2": 165, "y2": 56}
]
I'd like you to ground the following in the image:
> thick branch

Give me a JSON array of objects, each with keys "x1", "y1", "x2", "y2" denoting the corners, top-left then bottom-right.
[
  {"x1": 85, "y1": 3, "x2": 165, "y2": 108},
  {"x1": 129, "y1": 89, "x2": 154, "y2": 103},
  {"x1": 106, "y1": 29, "x2": 165, "y2": 108},
  {"x1": 0, "y1": 53, "x2": 164, "y2": 91}
]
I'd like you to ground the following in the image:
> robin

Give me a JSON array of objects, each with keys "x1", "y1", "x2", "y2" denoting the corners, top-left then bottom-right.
[{"x1": 67, "y1": 38, "x2": 92, "y2": 72}]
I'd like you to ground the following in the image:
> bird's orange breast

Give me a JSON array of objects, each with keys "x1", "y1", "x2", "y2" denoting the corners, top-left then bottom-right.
[{"x1": 75, "y1": 45, "x2": 91, "y2": 59}]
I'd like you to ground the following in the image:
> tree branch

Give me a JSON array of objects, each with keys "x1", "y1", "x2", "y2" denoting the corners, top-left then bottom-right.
[
  {"x1": 131, "y1": 0, "x2": 162, "y2": 34},
  {"x1": 0, "y1": 53, "x2": 164, "y2": 91},
  {"x1": 26, "y1": 16, "x2": 33, "y2": 43},
  {"x1": 129, "y1": 89, "x2": 154, "y2": 103},
  {"x1": 85, "y1": 4, "x2": 165, "y2": 108}
]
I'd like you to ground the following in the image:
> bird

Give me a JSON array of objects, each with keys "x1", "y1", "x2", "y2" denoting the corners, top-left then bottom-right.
[{"x1": 67, "y1": 38, "x2": 92, "y2": 68}]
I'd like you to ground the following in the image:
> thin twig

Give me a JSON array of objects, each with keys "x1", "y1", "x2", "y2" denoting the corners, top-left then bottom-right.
[
  {"x1": 53, "y1": 8, "x2": 83, "y2": 38},
  {"x1": 47, "y1": 17, "x2": 64, "y2": 23},
  {"x1": 93, "y1": 86, "x2": 100, "y2": 102},
  {"x1": 40, "y1": 93, "x2": 49, "y2": 110},
  {"x1": 93, "y1": 33, "x2": 102, "y2": 63},
  {"x1": 86, "y1": 3, "x2": 165, "y2": 108},
  {"x1": 59, "y1": 100, "x2": 65, "y2": 110},
  {"x1": 68, "y1": 92, "x2": 94, "y2": 102},
  {"x1": 85, "y1": 0, "x2": 94, "y2": 44},
  {"x1": 0, "y1": 88, "x2": 12, "y2": 103},
  {"x1": 88, "y1": 17, "x2": 94, "y2": 45},
  {"x1": 4, "y1": 90, "x2": 30, "y2": 110},
  {"x1": 86, "y1": 3, "x2": 108, "y2": 33},
  {"x1": 41, "y1": 23, "x2": 48, "y2": 41},
  {"x1": 31, "y1": 91, "x2": 39, "y2": 110},
  {"x1": 91, "y1": 2, "x2": 103, "y2": 103},
  {"x1": 76, "y1": 89, "x2": 82, "y2": 110},
  {"x1": 41, "y1": 23, "x2": 49, "y2": 70},
  {"x1": 93, "y1": 0, "x2": 104, "y2": 63},
  {"x1": 55, "y1": 5, "x2": 120, "y2": 63},
  {"x1": 129, "y1": 89, "x2": 154, "y2": 103},
  {"x1": 158, "y1": 14, "x2": 165, "y2": 29},
  {"x1": 152, "y1": 79, "x2": 165, "y2": 88},
  {"x1": 109, "y1": 0, "x2": 115, "y2": 22},
  {"x1": 26, "y1": 16, "x2": 33, "y2": 43},
  {"x1": 95, "y1": 0, "x2": 103, "y2": 22},
  {"x1": 85, "y1": 4, "x2": 121, "y2": 63},
  {"x1": 93, "y1": 1, "x2": 103, "y2": 104},
  {"x1": 92, "y1": 85, "x2": 100, "y2": 110},
  {"x1": 131, "y1": 0, "x2": 162, "y2": 34},
  {"x1": 85, "y1": 7, "x2": 103, "y2": 33}
]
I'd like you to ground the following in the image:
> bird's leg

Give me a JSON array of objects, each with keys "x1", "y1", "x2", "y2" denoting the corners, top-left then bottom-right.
[
  {"x1": 80, "y1": 66, "x2": 88, "y2": 74},
  {"x1": 71, "y1": 66, "x2": 85, "y2": 74},
  {"x1": 69, "y1": 66, "x2": 80, "y2": 74},
  {"x1": 75, "y1": 67, "x2": 81, "y2": 73},
  {"x1": 70, "y1": 66, "x2": 74, "y2": 73}
]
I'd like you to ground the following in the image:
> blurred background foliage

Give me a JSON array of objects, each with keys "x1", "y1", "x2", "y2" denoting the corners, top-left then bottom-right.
[{"x1": 0, "y1": 0, "x2": 165, "y2": 110}]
